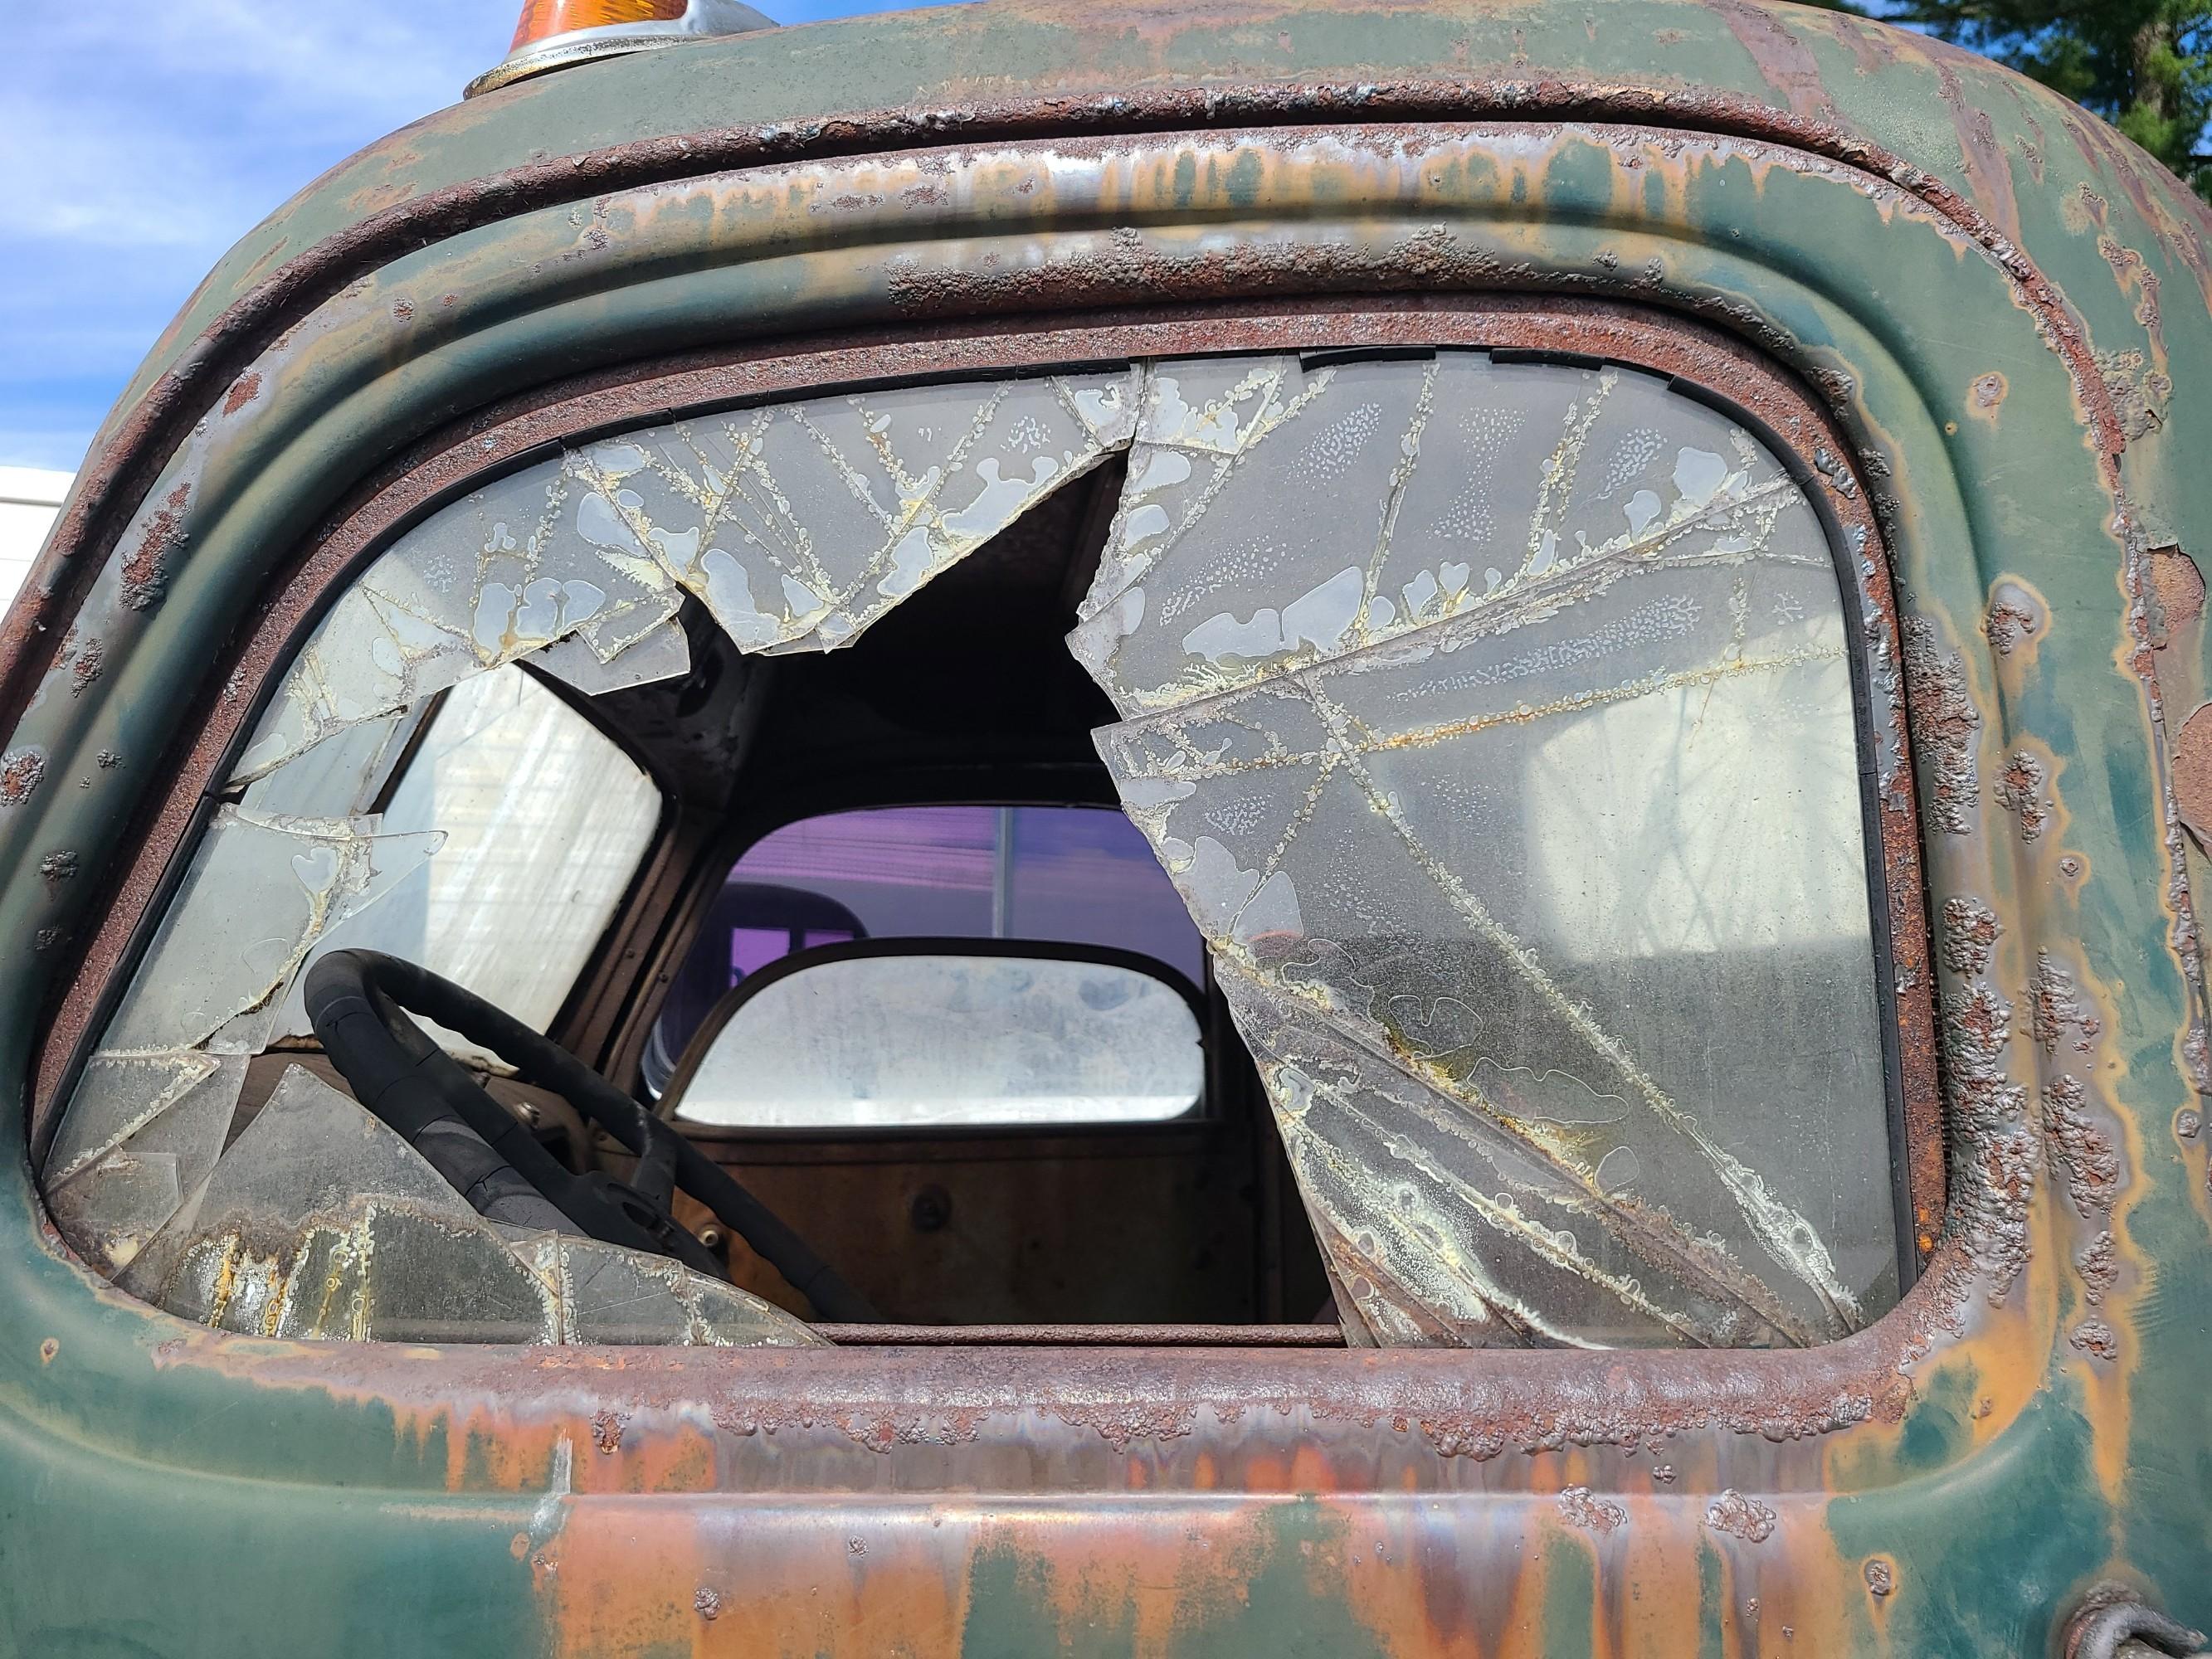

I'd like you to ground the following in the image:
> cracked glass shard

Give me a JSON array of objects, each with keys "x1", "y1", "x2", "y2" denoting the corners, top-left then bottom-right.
[
  {"x1": 120, "y1": 1068, "x2": 816, "y2": 1346},
  {"x1": 233, "y1": 465, "x2": 683, "y2": 783},
  {"x1": 237, "y1": 708, "x2": 419, "y2": 820},
  {"x1": 1227, "y1": 974, "x2": 1810, "y2": 1348},
  {"x1": 42, "y1": 1053, "x2": 249, "y2": 1275},
  {"x1": 1078, "y1": 351, "x2": 1898, "y2": 1347},
  {"x1": 229, "y1": 370, "x2": 1136, "y2": 787},
  {"x1": 1074, "y1": 353, "x2": 1828, "y2": 715},
  {"x1": 92, "y1": 808, "x2": 441, "y2": 1059},
  {"x1": 41, "y1": 809, "x2": 439, "y2": 1204},
  {"x1": 267, "y1": 664, "x2": 664, "y2": 1046},
  {"x1": 565, "y1": 369, "x2": 1140, "y2": 654},
  {"x1": 504, "y1": 1231, "x2": 823, "y2": 1345},
  {"x1": 527, "y1": 612, "x2": 691, "y2": 696}
]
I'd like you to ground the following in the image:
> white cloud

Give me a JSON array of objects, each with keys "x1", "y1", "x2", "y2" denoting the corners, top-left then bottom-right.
[{"x1": 1, "y1": 1, "x2": 953, "y2": 471}]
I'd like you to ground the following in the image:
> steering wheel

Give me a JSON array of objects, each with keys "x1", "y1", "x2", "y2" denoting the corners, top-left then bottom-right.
[{"x1": 301, "y1": 949, "x2": 875, "y2": 1321}]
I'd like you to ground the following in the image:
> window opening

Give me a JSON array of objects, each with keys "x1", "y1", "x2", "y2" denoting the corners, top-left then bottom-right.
[{"x1": 43, "y1": 346, "x2": 1910, "y2": 1352}]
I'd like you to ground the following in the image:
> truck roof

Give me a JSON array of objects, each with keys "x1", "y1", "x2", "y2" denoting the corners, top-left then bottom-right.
[{"x1": 105, "y1": 0, "x2": 2212, "y2": 443}]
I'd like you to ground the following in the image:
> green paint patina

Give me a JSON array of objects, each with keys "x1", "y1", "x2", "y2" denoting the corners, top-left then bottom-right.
[
  {"x1": 1696, "y1": 1536, "x2": 1725, "y2": 1659},
  {"x1": 2, "y1": 0, "x2": 2208, "y2": 1652}
]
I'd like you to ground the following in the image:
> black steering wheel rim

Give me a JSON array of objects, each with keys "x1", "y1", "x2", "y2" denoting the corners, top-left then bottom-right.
[{"x1": 302, "y1": 949, "x2": 875, "y2": 1321}]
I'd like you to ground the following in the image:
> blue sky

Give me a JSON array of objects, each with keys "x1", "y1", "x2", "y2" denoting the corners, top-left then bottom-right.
[{"x1": 1, "y1": 1, "x2": 943, "y2": 474}]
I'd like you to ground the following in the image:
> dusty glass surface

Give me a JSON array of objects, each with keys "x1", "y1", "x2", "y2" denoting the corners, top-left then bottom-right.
[
  {"x1": 1075, "y1": 353, "x2": 1896, "y2": 1348},
  {"x1": 676, "y1": 953, "x2": 1203, "y2": 1128},
  {"x1": 121, "y1": 1068, "x2": 817, "y2": 1347},
  {"x1": 566, "y1": 369, "x2": 1140, "y2": 654},
  {"x1": 232, "y1": 464, "x2": 687, "y2": 784},
  {"x1": 40, "y1": 809, "x2": 437, "y2": 1267},
  {"x1": 503, "y1": 1229, "x2": 822, "y2": 1345},
  {"x1": 41, "y1": 1053, "x2": 248, "y2": 1277},
  {"x1": 273, "y1": 664, "x2": 662, "y2": 1048}
]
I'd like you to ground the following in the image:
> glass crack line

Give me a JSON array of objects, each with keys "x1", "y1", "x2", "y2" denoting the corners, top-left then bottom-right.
[
  {"x1": 1099, "y1": 472, "x2": 1811, "y2": 713},
  {"x1": 1296, "y1": 677, "x2": 1859, "y2": 1329},
  {"x1": 1357, "y1": 359, "x2": 1441, "y2": 629},
  {"x1": 1104, "y1": 640, "x2": 1849, "y2": 793},
  {"x1": 1274, "y1": 1105, "x2": 1557, "y2": 1340},
  {"x1": 1527, "y1": 368, "x2": 1618, "y2": 572},
  {"x1": 1084, "y1": 361, "x2": 1339, "y2": 616},
  {"x1": 1280, "y1": 1075, "x2": 1715, "y2": 1348},
  {"x1": 1235, "y1": 965, "x2": 1813, "y2": 1345}
]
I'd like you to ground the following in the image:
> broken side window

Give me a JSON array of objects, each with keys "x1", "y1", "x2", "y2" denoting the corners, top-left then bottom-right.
[
  {"x1": 269, "y1": 664, "x2": 665, "y2": 1061},
  {"x1": 46, "y1": 351, "x2": 1903, "y2": 1352},
  {"x1": 1069, "y1": 353, "x2": 1898, "y2": 1348}
]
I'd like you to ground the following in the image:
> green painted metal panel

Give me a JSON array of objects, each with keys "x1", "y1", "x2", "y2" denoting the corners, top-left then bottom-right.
[{"x1": 1, "y1": 2, "x2": 2207, "y2": 1653}]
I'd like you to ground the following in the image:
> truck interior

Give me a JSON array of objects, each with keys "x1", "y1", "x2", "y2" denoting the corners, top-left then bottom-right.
[{"x1": 334, "y1": 464, "x2": 1340, "y2": 1333}]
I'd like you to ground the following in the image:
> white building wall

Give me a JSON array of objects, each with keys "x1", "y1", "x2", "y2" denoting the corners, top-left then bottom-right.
[{"x1": 0, "y1": 466, "x2": 72, "y2": 615}]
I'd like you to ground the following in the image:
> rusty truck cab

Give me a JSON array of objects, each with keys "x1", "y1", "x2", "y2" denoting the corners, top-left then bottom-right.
[{"x1": 2, "y1": 1, "x2": 2209, "y2": 1653}]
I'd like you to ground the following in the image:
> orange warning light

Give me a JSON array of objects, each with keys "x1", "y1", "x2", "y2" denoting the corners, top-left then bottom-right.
[{"x1": 508, "y1": 0, "x2": 687, "y2": 54}]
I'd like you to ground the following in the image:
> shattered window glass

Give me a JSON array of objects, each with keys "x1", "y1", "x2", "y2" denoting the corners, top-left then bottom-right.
[
  {"x1": 1070, "y1": 354, "x2": 1897, "y2": 1348},
  {"x1": 43, "y1": 367, "x2": 1143, "y2": 1346},
  {"x1": 567, "y1": 370, "x2": 1139, "y2": 654},
  {"x1": 43, "y1": 809, "x2": 441, "y2": 1275},
  {"x1": 117, "y1": 1068, "x2": 819, "y2": 1346},
  {"x1": 229, "y1": 367, "x2": 1143, "y2": 788},
  {"x1": 46, "y1": 352, "x2": 1898, "y2": 1352},
  {"x1": 272, "y1": 664, "x2": 663, "y2": 1058}
]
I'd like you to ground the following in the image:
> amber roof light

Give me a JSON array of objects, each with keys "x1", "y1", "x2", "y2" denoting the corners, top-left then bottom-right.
[{"x1": 465, "y1": 0, "x2": 776, "y2": 97}]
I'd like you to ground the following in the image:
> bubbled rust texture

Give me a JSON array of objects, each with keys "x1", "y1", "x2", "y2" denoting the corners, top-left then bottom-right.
[{"x1": 1, "y1": 0, "x2": 2210, "y2": 1655}]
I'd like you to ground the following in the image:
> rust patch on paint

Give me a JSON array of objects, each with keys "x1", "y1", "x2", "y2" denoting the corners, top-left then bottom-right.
[
  {"x1": 2068, "y1": 1319, "x2": 2119, "y2": 1362},
  {"x1": 119, "y1": 482, "x2": 191, "y2": 613},
  {"x1": 1941, "y1": 896, "x2": 2002, "y2": 975},
  {"x1": 2146, "y1": 546, "x2": 2203, "y2": 639},
  {"x1": 0, "y1": 748, "x2": 46, "y2": 806},
  {"x1": 1903, "y1": 617, "x2": 1981, "y2": 833},
  {"x1": 1703, "y1": 1488, "x2": 1778, "y2": 1543},
  {"x1": 1985, "y1": 581, "x2": 2045, "y2": 656},
  {"x1": 1710, "y1": 0, "x2": 1835, "y2": 124},
  {"x1": 2096, "y1": 348, "x2": 2171, "y2": 440},
  {"x1": 1557, "y1": 1486, "x2": 1628, "y2": 1534},
  {"x1": 1995, "y1": 752, "x2": 2049, "y2": 841},
  {"x1": 2028, "y1": 951, "x2": 2103, "y2": 1055},
  {"x1": 2044, "y1": 1074, "x2": 2121, "y2": 1218},
  {"x1": 2075, "y1": 1232, "x2": 2118, "y2": 1303},
  {"x1": 64, "y1": 633, "x2": 103, "y2": 698}
]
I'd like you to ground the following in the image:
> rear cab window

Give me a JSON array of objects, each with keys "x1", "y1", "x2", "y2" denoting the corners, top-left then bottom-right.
[{"x1": 648, "y1": 803, "x2": 1206, "y2": 1121}]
